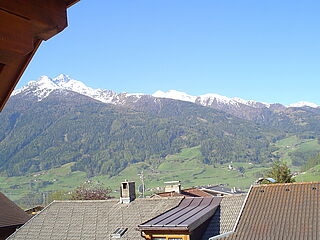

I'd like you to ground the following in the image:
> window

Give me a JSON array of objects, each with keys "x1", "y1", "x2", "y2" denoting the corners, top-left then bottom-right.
[{"x1": 111, "y1": 227, "x2": 128, "y2": 238}]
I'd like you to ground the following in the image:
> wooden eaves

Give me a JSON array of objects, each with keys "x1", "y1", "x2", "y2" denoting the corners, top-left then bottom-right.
[{"x1": 0, "y1": 0, "x2": 79, "y2": 111}]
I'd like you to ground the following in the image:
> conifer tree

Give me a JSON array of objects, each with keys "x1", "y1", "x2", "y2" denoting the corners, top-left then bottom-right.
[{"x1": 266, "y1": 161, "x2": 295, "y2": 183}]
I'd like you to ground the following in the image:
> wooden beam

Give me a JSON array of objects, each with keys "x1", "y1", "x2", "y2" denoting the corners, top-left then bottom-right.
[
  {"x1": 0, "y1": 0, "x2": 67, "y2": 40},
  {"x1": 0, "y1": 10, "x2": 33, "y2": 55},
  {"x1": 66, "y1": 0, "x2": 80, "y2": 8},
  {"x1": 0, "y1": 0, "x2": 79, "y2": 111},
  {"x1": 0, "y1": 40, "x2": 42, "y2": 111}
]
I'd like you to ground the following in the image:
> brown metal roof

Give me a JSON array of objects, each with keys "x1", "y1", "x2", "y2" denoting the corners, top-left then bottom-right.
[
  {"x1": 139, "y1": 197, "x2": 222, "y2": 232},
  {"x1": 0, "y1": 192, "x2": 31, "y2": 228},
  {"x1": 214, "y1": 182, "x2": 320, "y2": 240}
]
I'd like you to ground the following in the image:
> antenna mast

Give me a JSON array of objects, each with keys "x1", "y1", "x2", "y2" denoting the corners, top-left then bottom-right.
[{"x1": 138, "y1": 170, "x2": 145, "y2": 198}]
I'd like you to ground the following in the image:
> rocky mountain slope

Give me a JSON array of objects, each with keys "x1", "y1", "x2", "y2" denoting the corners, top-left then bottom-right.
[
  {"x1": 14, "y1": 74, "x2": 319, "y2": 124},
  {"x1": 1, "y1": 75, "x2": 320, "y2": 178}
]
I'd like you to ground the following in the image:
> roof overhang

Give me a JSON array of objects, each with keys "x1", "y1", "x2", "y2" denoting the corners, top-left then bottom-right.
[{"x1": 0, "y1": 0, "x2": 79, "y2": 111}]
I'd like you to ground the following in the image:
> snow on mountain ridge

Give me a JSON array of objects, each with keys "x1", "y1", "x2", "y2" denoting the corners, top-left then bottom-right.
[
  {"x1": 153, "y1": 90, "x2": 197, "y2": 102},
  {"x1": 153, "y1": 90, "x2": 271, "y2": 109},
  {"x1": 13, "y1": 75, "x2": 319, "y2": 109},
  {"x1": 13, "y1": 75, "x2": 145, "y2": 104},
  {"x1": 198, "y1": 93, "x2": 238, "y2": 106},
  {"x1": 288, "y1": 101, "x2": 318, "y2": 108}
]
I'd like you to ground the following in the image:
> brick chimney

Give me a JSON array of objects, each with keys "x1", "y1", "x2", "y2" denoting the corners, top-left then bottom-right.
[{"x1": 120, "y1": 180, "x2": 136, "y2": 203}]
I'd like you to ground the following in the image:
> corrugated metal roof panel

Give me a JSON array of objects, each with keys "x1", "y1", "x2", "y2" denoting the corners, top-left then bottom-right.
[{"x1": 139, "y1": 197, "x2": 221, "y2": 231}]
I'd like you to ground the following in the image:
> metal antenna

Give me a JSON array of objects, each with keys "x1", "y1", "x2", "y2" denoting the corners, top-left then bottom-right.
[{"x1": 138, "y1": 170, "x2": 145, "y2": 198}]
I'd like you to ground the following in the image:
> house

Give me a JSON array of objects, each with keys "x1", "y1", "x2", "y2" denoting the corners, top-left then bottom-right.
[
  {"x1": 7, "y1": 181, "x2": 246, "y2": 240},
  {"x1": 200, "y1": 185, "x2": 244, "y2": 196},
  {"x1": 139, "y1": 197, "x2": 222, "y2": 240},
  {"x1": 0, "y1": 192, "x2": 31, "y2": 240},
  {"x1": 139, "y1": 193, "x2": 246, "y2": 240},
  {"x1": 24, "y1": 206, "x2": 45, "y2": 216},
  {"x1": 10, "y1": 181, "x2": 318, "y2": 240},
  {"x1": 154, "y1": 188, "x2": 212, "y2": 198},
  {"x1": 7, "y1": 181, "x2": 183, "y2": 240},
  {"x1": 153, "y1": 181, "x2": 215, "y2": 198},
  {"x1": 208, "y1": 181, "x2": 320, "y2": 239},
  {"x1": 201, "y1": 194, "x2": 247, "y2": 240}
]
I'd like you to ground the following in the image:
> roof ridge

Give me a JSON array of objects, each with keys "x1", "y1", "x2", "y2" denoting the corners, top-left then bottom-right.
[
  {"x1": 222, "y1": 193, "x2": 247, "y2": 198},
  {"x1": 252, "y1": 181, "x2": 320, "y2": 188},
  {"x1": 53, "y1": 196, "x2": 184, "y2": 203}
]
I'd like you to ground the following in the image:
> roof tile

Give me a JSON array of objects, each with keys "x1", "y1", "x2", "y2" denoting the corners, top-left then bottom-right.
[
  {"x1": 218, "y1": 182, "x2": 320, "y2": 240},
  {"x1": 7, "y1": 197, "x2": 182, "y2": 240}
]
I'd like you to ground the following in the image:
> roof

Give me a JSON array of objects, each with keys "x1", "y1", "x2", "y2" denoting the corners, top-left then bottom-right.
[
  {"x1": 155, "y1": 188, "x2": 213, "y2": 198},
  {"x1": 201, "y1": 194, "x2": 247, "y2": 240},
  {"x1": 139, "y1": 197, "x2": 222, "y2": 232},
  {"x1": 0, "y1": 192, "x2": 31, "y2": 228},
  {"x1": 201, "y1": 185, "x2": 240, "y2": 195},
  {"x1": 65, "y1": 0, "x2": 80, "y2": 7},
  {"x1": 7, "y1": 197, "x2": 182, "y2": 240},
  {"x1": 214, "y1": 182, "x2": 320, "y2": 240},
  {"x1": 24, "y1": 206, "x2": 45, "y2": 215},
  {"x1": 0, "y1": 0, "x2": 79, "y2": 111}
]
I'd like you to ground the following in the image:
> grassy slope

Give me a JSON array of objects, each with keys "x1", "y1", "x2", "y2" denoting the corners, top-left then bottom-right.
[
  {"x1": 0, "y1": 146, "x2": 269, "y2": 202},
  {"x1": 272, "y1": 136, "x2": 320, "y2": 167},
  {"x1": 271, "y1": 135, "x2": 320, "y2": 182},
  {"x1": 295, "y1": 165, "x2": 320, "y2": 182},
  {"x1": 2, "y1": 138, "x2": 320, "y2": 204}
]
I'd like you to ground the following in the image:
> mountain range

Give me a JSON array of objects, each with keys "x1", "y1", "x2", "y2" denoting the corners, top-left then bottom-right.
[
  {"x1": 1, "y1": 74, "x2": 320, "y2": 178},
  {"x1": 14, "y1": 74, "x2": 320, "y2": 124},
  {"x1": 14, "y1": 74, "x2": 319, "y2": 110}
]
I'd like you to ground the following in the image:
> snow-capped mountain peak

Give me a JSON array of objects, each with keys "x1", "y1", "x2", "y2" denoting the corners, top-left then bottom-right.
[
  {"x1": 13, "y1": 75, "x2": 143, "y2": 104},
  {"x1": 13, "y1": 74, "x2": 319, "y2": 110},
  {"x1": 197, "y1": 93, "x2": 237, "y2": 106},
  {"x1": 288, "y1": 101, "x2": 318, "y2": 108},
  {"x1": 52, "y1": 74, "x2": 72, "y2": 84},
  {"x1": 152, "y1": 90, "x2": 271, "y2": 109},
  {"x1": 153, "y1": 90, "x2": 197, "y2": 102}
]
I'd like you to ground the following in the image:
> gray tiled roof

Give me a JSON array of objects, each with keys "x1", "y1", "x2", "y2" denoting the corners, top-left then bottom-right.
[
  {"x1": 8, "y1": 197, "x2": 182, "y2": 240},
  {"x1": 219, "y1": 182, "x2": 320, "y2": 240},
  {"x1": 201, "y1": 194, "x2": 247, "y2": 240}
]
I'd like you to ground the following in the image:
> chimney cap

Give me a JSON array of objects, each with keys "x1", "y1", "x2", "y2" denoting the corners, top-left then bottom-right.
[
  {"x1": 122, "y1": 180, "x2": 135, "y2": 183},
  {"x1": 164, "y1": 181, "x2": 181, "y2": 184}
]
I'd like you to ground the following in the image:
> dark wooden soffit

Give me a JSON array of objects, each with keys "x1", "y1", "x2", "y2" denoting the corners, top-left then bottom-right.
[
  {"x1": 0, "y1": 192, "x2": 31, "y2": 228},
  {"x1": 0, "y1": 0, "x2": 79, "y2": 111}
]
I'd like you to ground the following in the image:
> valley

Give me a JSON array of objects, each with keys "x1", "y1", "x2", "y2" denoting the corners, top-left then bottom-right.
[{"x1": 1, "y1": 75, "x2": 320, "y2": 206}]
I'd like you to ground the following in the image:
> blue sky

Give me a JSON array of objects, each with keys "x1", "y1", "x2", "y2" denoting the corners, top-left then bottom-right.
[{"x1": 19, "y1": 0, "x2": 320, "y2": 105}]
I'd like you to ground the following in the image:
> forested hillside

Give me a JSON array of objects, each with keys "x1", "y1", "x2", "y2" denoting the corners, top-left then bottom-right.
[
  {"x1": 0, "y1": 90, "x2": 276, "y2": 177},
  {"x1": 2, "y1": 75, "x2": 320, "y2": 181}
]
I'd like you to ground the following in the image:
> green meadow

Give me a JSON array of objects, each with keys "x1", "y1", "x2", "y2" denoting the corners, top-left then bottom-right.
[{"x1": 1, "y1": 139, "x2": 320, "y2": 207}]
